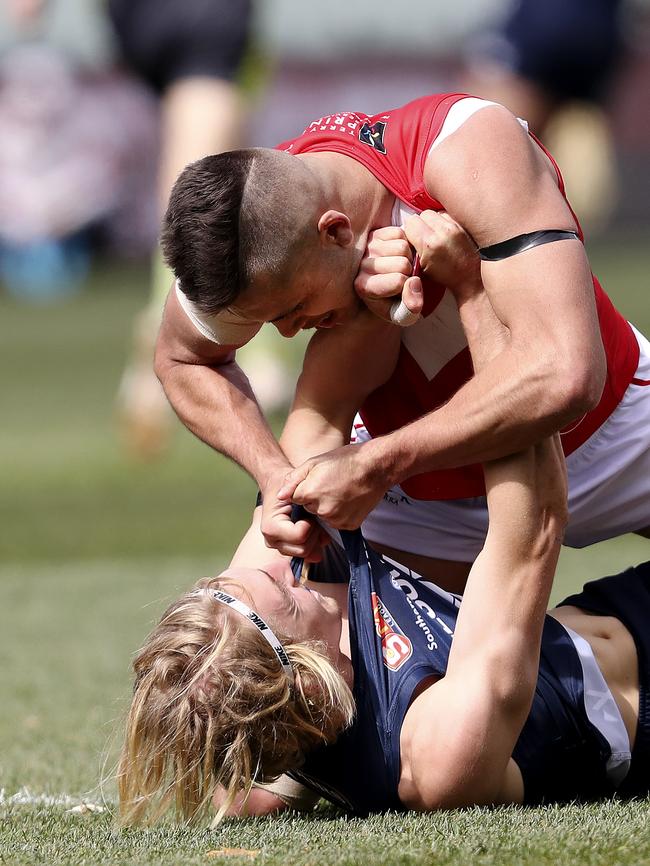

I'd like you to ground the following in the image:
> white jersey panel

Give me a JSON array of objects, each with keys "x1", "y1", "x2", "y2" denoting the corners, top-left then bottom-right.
[
  {"x1": 429, "y1": 97, "x2": 528, "y2": 153},
  {"x1": 357, "y1": 324, "x2": 650, "y2": 560}
]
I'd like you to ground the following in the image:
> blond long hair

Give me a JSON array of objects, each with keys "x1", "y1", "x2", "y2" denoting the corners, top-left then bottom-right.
[{"x1": 118, "y1": 576, "x2": 355, "y2": 824}]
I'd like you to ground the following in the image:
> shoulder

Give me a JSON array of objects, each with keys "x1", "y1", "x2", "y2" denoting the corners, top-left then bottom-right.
[
  {"x1": 422, "y1": 101, "x2": 573, "y2": 244},
  {"x1": 424, "y1": 100, "x2": 535, "y2": 185},
  {"x1": 398, "y1": 677, "x2": 524, "y2": 810}
]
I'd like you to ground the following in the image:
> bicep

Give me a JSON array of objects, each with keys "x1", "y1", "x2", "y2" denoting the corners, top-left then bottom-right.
[
  {"x1": 424, "y1": 106, "x2": 601, "y2": 362},
  {"x1": 403, "y1": 677, "x2": 521, "y2": 810}
]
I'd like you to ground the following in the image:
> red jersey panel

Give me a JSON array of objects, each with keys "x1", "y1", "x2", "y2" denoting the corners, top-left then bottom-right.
[{"x1": 278, "y1": 94, "x2": 639, "y2": 500}]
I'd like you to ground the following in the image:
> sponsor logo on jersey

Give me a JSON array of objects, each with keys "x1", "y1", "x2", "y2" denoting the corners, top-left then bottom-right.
[
  {"x1": 383, "y1": 491, "x2": 411, "y2": 507},
  {"x1": 372, "y1": 592, "x2": 412, "y2": 670},
  {"x1": 359, "y1": 120, "x2": 387, "y2": 154},
  {"x1": 304, "y1": 112, "x2": 362, "y2": 138},
  {"x1": 385, "y1": 566, "x2": 458, "y2": 653}
]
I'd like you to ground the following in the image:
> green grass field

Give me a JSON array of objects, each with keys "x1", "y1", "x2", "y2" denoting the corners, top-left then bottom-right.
[{"x1": 1, "y1": 242, "x2": 649, "y2": 865}]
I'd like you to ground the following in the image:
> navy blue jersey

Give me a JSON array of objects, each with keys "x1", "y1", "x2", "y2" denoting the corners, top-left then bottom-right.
[{"x1": 290, "y1": 530, "x2": 627, "y2": 812}]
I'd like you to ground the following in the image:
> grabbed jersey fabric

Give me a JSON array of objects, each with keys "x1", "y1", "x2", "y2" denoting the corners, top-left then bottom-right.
[
  {"x1": 279, "y1": 93, "x2": 639, "y2": 500},
  {"x1": 289, "y1": 531, "x2": 637, "y2": 813}
]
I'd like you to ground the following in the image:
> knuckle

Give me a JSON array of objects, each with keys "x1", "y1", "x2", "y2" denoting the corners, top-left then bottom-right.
[{"x1": 397, "y1": 256, "x2": 412, "y2": 275}]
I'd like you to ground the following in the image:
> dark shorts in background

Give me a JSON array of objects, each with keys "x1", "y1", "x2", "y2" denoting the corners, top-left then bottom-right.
[
  {"x1": 475, "y1": 0, "x2": 623, "y2": 102},
  {"x1": 108, "y1": 0, "x2": 253, "y2": 92}
]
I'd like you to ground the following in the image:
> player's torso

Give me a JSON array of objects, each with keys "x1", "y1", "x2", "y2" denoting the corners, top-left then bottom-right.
[
  {"x1": 300, "y1": 542, "x2": 628, "y2": 811},
  {"x1": 281, "y1": 94, "x2": 639, "y2": 501},
  {"x1": 549, "y1": 606, "x2": 639, "y2": 748}
]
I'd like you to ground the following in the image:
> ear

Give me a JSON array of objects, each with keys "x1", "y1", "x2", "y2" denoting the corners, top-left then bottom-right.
[{"x1": 317, "y1": 210, "x2": 354, "y2": 247}]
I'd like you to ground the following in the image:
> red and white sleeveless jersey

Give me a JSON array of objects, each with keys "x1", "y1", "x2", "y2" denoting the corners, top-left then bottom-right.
[{"x1": 278, "y1": 94, "x2": 639, "y2": 500}]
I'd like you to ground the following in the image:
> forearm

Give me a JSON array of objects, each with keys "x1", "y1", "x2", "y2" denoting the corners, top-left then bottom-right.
[
  {"x1": 281, "y1": 403, "x2": 354, "y2": 466},
  {"x1": 280, "y1": 314, "x2": 400, "y2": 466},
  {"x1": 160, "y1": 357, "x2": 290, "y2": 487},
  {"x1": 390, "y1": 106, "x2": 606, "y2": 482},
  {"x1": 450, "y1": 290, "x2": 567, "y2": 748},
  {"x1": 369, "y1": 336, "x2": 583, "y2": 485},
  {"x1": 440, "y1": 439, "x2": 566, "y2": 800}
]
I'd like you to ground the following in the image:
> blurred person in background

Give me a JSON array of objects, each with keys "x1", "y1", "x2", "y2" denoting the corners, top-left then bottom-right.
[
  {"x1": 110, "y1": 0, "x2": 294, "y2": 459},
  {"x1": 462, "y1": 0, "x2": 626, "y2": 230},
  {"x1": 0, "y1": 0, "x2": 155, "y2": 300}
]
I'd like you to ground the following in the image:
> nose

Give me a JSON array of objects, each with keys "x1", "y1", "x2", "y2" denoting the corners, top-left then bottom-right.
[
  {"x1": 264, "y1": 559, "x2": 298, "y2": 587},
  {"x1": 273, "y1": 319, "x2": 303, "y2": 339}
]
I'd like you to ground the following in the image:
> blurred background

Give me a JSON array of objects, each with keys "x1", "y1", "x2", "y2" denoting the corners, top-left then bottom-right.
[{"x1": 1, "y1": 0, "x2": 649, "y2": 805}]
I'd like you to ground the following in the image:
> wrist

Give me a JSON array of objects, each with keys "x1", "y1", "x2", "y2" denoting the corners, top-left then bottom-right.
[
  {"x1": 257, "y1": 455, "x2": 293, "y2": 493},
  {"x1": 361, "y1": 433, "x2": 405, "y2": 489}
]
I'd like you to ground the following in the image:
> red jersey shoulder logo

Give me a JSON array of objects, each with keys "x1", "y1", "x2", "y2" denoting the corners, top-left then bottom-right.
[{"x1": 359, "y1": 120, "x2": 387, "y2": 154}]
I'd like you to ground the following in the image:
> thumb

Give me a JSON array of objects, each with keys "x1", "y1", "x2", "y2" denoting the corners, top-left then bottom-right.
[
  {"x1": 277, "y1": 464, "x2": 311, "y2": 501},
  {"x1": 389, "y1": 276, "x2": 423, "y2": 326}
]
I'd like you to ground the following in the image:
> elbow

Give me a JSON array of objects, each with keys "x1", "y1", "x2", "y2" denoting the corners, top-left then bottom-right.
[
  {"x1": 562, "y1": 352, "x2": 606, "y2": 417},
  {"x1": 153, "y1": 352, "x2": 166, "y2": 389},
  {"x1": 476, "y1": 638, "x2": 540, "y2": 726},
  {"x1": 153, "y1": 335, "x2": 170, "y2": 388},
  {"x1": 539, "y1": 349, "x2": 606, "y2": 422}
]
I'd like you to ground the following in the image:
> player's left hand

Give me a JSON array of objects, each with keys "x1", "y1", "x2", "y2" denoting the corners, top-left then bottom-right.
[
  {"x1": 277, "y1": 443, "x2": 388, "y2": 530},
  {"x1": 403, "y1": 210, "x2": 481, "y2": 303}
]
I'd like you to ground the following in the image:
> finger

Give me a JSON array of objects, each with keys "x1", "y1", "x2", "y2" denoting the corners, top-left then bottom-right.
[
  {"x1": 389, "y1": 300, "x2": 420, "y2": 327},
  {"x1": 359, "y1": 295, "x2": 397, "y2": 323},
  {"x1": 402, "y1": 213, "x2": 428, "y2": 250},
  {"x1": 290, "y1": 477, "x2": 316, "y2": 508},
  {"x1": 424, "y1": 209, "x2": 462, "y2": 231},
  {"x1": 262, "y1": 514, "x2": 312, "y2": 545},
  {"x1": 417, "y1": 209, "x2": 450, "y2": 228},
  {"x1": 401, "y1": 275, "x2": 424, "y2": 316},
  {"x1": 359, "y1": 255, "x2": 413, "y2": 276},
  {"x1": 421, "y1": 209, "x2": 475, "y2": 245},
  {"x1": 367, "y1": 225, "x2": 408, "y2": 242},
  {"x1": 277, "y1": 465, "x2": 310, "y2": 501},
  {"x1": 364, "y1": 238, "x2": 413, "y2": 259},
  {"x1": 270, "y1": 540, "x2": 319, "y2": 558},
  {"x1": 355, "y1": 271, "x2": 408, "y2": 300},
  {"x1": 298, "y1": 528, "x2": 328, "y2": 563}
]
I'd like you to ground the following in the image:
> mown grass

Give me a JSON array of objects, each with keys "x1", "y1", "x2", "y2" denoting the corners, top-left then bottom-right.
[
  {"x1": 2, "y1": 801, "x2": 650, "y2": 866},
  {"x1": 0, "y1": 242, "x2": 649, "y2": 865}
]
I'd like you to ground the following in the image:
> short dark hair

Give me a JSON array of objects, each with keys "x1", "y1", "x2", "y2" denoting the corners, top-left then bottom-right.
[
  {"x1": 161, "y1": 149, "x2": 315, "y2": 315},
  {"x1": 161, "y1": 150, "x2": 256, "y2": 314}
]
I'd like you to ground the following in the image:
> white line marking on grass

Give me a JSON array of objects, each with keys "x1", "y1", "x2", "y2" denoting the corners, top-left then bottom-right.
[{"x1": 0, "y1": 787, "x2": 110, "y2": 811}]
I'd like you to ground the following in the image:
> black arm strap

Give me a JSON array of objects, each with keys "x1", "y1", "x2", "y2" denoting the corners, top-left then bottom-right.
[{"x1": 478, "y1": 229, "x2": 580, "y2": 262}]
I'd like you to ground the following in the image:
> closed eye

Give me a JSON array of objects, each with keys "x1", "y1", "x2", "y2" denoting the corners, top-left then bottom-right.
[
  {"x1": 258, "y1": 569, "x2": 298, "y2": 614},
  {"x1": 269, "y1": 302, "x2": 304, "y2": 324}
]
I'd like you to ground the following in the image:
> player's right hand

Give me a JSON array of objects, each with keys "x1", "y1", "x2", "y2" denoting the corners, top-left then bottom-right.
[
  {"x1": 260, "y1": 470, "x2": 330, "y2": 561},
  {"x1": 354, "y1": 226, "x2": 424, "y2": 323}
]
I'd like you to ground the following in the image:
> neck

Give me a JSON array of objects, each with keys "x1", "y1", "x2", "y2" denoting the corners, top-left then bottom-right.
[{"x1": 299, "y1": 152, "x2": 395, "y2": 238}]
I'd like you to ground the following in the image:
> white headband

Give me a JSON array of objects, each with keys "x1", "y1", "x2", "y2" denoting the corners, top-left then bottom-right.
[{"x1": 196, "y1": 587, "x2": 293, "y2": 683}]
